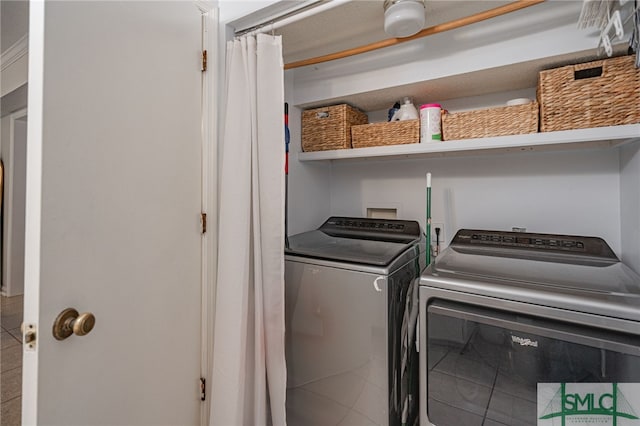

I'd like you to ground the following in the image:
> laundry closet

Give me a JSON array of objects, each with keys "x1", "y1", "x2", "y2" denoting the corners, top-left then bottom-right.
[
  {"x1": 234, "y1": 1, "x2": 640, "y2": 425},
  {"x1": 262, "y1": 0, "x2": 640, "y2": 274}
]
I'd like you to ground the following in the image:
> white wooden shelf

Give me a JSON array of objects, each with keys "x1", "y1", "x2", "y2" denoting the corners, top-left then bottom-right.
[{"x1": 297, "y1": 124, "x2": 640, "y2": 162}]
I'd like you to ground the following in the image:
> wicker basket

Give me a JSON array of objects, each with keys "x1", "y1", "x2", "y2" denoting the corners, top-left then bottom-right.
[
  {"x1": 442, "y1": 102, "x2": 539, "y2": 140},
  {"x1": 538, "y1": 55, "x2": 640, "y2": 132},
  {"x1": 351, "y1": 120, "x2": 419, "y2": 148},
  {"x1": 301, "y1": 104, "x2": 368, "y2": 152}
]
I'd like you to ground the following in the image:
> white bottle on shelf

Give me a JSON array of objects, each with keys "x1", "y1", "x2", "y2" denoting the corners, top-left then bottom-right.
[{"x1": 391, "y1": 97, "x2": 419, "y2": 121}]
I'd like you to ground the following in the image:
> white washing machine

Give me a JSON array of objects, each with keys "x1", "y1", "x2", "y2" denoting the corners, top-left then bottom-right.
[
  {"x1": 419, "y1": 229, "x2": 640, "y2": 426},
  {"x1": 285, "y1": 217, "x2": 426, "y2": 426}
]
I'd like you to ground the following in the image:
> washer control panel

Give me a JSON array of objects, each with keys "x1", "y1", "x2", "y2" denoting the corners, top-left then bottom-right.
[
  {"x1": 452, "y1": 229, "x2": 617, "y2": 259},
  {"x1": 320, "y1": 216, "x2": 422, "y2": 243}
]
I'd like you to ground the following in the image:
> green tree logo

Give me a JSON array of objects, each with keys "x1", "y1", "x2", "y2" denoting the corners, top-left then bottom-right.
[{"x1": 539, "y1": 383, "x2": 639, "y2": 425}]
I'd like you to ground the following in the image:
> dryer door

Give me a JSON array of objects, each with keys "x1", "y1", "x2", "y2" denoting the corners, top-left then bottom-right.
[{"x1": 422, "y1": 300, "x2": 640, "y2": 426}]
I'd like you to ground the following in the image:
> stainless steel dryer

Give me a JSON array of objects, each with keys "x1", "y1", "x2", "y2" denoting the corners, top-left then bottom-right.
[
  {"x1": 419, "y1": 229, "x2": 640, "y2": 426},
  {"x1": 285, "y1": 217, "x2": 426, "y2": 426}
]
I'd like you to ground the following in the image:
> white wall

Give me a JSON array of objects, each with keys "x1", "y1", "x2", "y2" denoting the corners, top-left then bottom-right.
[
  {"x1": 1, "y1": 0, "x2": 29, "y2": 53},
  {"x1": 1, "y1": 110, "x2": 28, "y2": 296},
  {"x1": 1, "y1": 34, "x2": 29, "y2": 98},
  {"x1": 328, "y1": 149, "x2": 621, "y2": 253},
  {"x1": 621, "y1": 142, "x2": 640, "y2": 273},
  {"x1": 1, "y1": 115, "x2": 9, "y2": 155},
  {"x1": 2, "y1": 115, "x2": 27, "y2": 296},
  {"x1": 285, "y1": 72, "x2": 332, "y2": 235},
  {"x1": 1, "y1": 52, "x2": 28, "y2": 98}
]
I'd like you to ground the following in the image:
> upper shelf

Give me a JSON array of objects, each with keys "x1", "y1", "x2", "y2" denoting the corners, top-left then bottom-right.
[{"x1": 297, "y1": 124, "x2": 640, "y2": 162}]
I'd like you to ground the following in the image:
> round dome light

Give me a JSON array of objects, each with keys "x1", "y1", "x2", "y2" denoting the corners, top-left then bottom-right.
[{"x1": 384, "y1": 0, "x2": 426, "y2": 38}]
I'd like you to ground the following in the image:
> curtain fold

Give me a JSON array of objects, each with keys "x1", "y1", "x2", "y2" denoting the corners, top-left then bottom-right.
[{"x1": 210, "y1": 34, "x2": 286, "y2": 426}]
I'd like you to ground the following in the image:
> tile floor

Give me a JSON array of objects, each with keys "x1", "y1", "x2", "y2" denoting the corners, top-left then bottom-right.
[
  {"x1": 286, "y1": 359, "x2": 386, "y2": 426},
  {"x1": 1, "y1": 294, "x2": 23, "y2": 426}
]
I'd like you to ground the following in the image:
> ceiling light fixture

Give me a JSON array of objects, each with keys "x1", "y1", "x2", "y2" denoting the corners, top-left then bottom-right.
[{"x1": 383, "y1": 0, "x2": 426, "y2": 38}]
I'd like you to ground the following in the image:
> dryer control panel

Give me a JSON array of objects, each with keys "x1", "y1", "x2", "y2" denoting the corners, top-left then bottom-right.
[{"x1": 451, "y1": 229, "x2": 617, "y2": 260}]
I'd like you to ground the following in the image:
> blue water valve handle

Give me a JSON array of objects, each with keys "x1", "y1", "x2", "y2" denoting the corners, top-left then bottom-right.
[
  {"x1": 285, "y1": 126, "x2": 290, "y2": 153},
  {"x1": 285, "y1": 103, "x2": 290, "y2": 153}
]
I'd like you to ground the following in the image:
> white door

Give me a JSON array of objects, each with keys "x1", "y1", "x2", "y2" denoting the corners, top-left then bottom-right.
[{"x1": 23, "y1": 2, "x2": 207, "y2": 424}]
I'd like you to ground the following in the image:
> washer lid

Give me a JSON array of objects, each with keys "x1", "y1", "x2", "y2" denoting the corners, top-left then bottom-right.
[
  {"x1": 286, "y1": 229, "x2": 416, "y2": 266},
  {"x1": 423, "y1": 229, "x2": 640, "y2": 322},
  {"x1": 433, "y1": 229, "x2": 638, "y2": 294},
  {"x1": 433, "y1": 244, "x2": 640, "y2": 296},
  {"x1": 285, "y1": 217, "x2": 422, "y2": 266}
]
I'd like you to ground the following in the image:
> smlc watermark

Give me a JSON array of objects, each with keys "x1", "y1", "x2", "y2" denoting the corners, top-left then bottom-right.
[{"x1": 538, "y1": 383, "x2": 640, "y2": 425}]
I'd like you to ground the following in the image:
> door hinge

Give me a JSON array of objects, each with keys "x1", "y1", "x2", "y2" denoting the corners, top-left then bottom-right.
[
  {"x1": 201, "y1": 50, "x2": 207, "y2": 72},
  {"x1": 201, "y1": 212, "x2": 207, "y2": 234},
  {"x1": 200, "y1": 377, "x2": 206, "y2": 401}
]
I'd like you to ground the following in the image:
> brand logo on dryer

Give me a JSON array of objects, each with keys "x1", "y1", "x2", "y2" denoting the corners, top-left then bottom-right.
[{"x1": 511, "y1": 335, "x2": 539, "y2": 347}]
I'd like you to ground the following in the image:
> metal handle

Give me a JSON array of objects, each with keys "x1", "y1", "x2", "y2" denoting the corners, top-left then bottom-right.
[
  {"x1": 53, "y1": 308, "x2": 96, "y2": 340},
  {"x1": 373, "y1": 276, "x2": 384, "y2": 292},
  {"x1": 428, "y1": 300, "x2": 640, "y2": 356}
]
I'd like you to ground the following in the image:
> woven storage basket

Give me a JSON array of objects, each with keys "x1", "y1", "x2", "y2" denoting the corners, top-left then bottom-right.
[
  {"x1": 302, "y1": 104, "x2": 368, "y2": 152},
  {"x1": 442, "y1": 102, "x2": 538, "y2": 140},
  {"x1": 538, "y1": 55, "x2": 640, "y2": 132},
  {"x1": 351, "y1": 120, "x2": 419, "y2": 148}
]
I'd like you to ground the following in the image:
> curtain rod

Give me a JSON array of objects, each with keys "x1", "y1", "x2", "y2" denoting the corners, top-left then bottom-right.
[
  {"x1": 284, "y1": 0, "x2": 546, "y2": 70},
  {"x1": 238, "y1": 0, "x2": 351, "y2": 37}
]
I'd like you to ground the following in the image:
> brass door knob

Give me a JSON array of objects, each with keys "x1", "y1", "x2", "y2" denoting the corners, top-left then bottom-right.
[{"x1": 53, "y1": 308, "x2": 96, "y2": 340}]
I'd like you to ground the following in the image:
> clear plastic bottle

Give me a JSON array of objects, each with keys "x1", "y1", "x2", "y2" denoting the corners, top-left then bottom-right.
[{"x1": 391, "y1": 97, "x2": 419, "y2": 121}]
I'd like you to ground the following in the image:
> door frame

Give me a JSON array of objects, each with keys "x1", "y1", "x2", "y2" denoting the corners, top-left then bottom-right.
[
  {"x1": 198, "y1": 3, "x2": 218, "y2": 425},
  {"x1": 22, "y1": 2, "x2": 219, "y2": 424},
  {"x1": 22, "y1": 1, "x2": 44, "y2": 421},
  {"x1": 2, "y1": 107, "x2": 28, "y2": 297}
]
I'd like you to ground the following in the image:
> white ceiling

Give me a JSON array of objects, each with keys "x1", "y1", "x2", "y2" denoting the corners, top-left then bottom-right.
[
  {"x1": 1, "y1": 0, "x2": 29, "y2": 54},
  {"x1": 272, "y1": 0, "x2": 514, "y2": 64},
  {"x1": 219, "y1": 0, "x2": 283, "y2": 24}
]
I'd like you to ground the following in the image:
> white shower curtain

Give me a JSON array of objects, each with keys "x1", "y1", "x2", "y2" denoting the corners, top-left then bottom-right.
[{"x1": 210, "y1": 34, "x2": 286, "y2": 426}]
